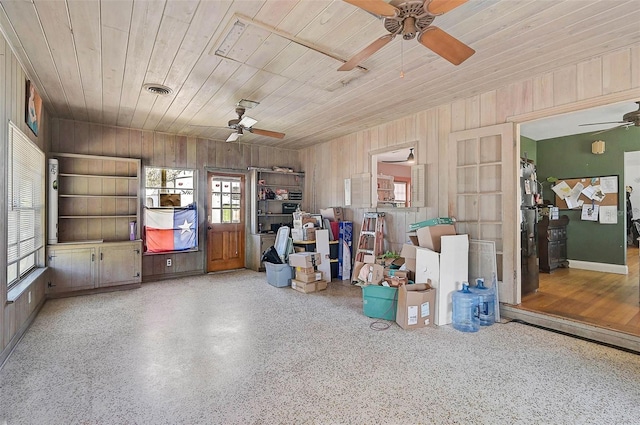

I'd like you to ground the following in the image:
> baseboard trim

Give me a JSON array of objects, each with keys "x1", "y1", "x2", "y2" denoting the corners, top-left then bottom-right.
[
  {"x1": 501, "y1": 305, "x2": 640, "y2": 353},
  {"x1": 0, "y1": 297, "x2": 46, "y2": 370},
  {"x1": 568, "y1": 259, "x2": 628, "y2": 275}
]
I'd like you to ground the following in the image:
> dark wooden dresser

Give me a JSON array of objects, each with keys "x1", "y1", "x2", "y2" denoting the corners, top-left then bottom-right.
[{"x1": 538, "y1": 215, "x2": 570, "y2": 273}]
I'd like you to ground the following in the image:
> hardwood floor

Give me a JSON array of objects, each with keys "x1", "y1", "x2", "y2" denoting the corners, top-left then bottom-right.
[{"x1": 519, "y1": 246, "x2": 640, "y2": 337}]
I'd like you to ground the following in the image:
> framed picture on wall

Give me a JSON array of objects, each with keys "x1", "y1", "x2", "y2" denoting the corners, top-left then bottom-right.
[{"x1": 25, "y1": 80, "x2": 42, "y2": 136}]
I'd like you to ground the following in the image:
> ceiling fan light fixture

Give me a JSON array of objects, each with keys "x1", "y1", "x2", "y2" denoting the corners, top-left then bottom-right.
[
  {"x1": 226, "y1": 132, "x2": 241, "y2": 142},
  {"x1": 407, "y1": 148, "x2": 415, "y2": 163},
  {"x1": 237, "y1": 99, "x2": 260, "y2": 109},
  {"x1": 402, "y1": 17, "x2": 417, "y2": 40},
  {"x1": 239, "y1": 116, "x2": 258, "y2": 128}
]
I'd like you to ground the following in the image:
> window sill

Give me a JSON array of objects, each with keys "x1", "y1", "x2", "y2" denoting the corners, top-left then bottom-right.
[{"x1": 7, "y1": 267, "x2": 48, "y2": 303}]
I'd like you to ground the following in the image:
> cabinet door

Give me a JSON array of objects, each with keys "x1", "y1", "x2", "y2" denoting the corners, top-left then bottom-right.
[
  {"x1": 48, "y1": 247, "x2": 96, "y2": 293},
  {"x1": 548, "y1": 241, "x2": 561, "y2": 267},
  {"x1": 98, "y1": 243, "x2": 141, "y2": 287},
  {"x1": 259, "y1": 234, "x2": 276, "y2": 270}
]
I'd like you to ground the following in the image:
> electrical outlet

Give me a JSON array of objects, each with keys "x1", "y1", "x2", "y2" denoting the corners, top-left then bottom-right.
[
  {"x1": 28, "y1": 291, "x2": 31, "y2": 304},
  {"x1": 166, "y1": 259, "x2": 172, "y2": 267}
]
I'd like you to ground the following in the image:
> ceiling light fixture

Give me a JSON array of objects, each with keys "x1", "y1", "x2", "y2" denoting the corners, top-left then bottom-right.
[
  {"x1": 143, "y1": 83, "x2": 173, "y2": 96},
  {"x1": 592, "y1": 140, "x2": 605, "y2": 155},
  {"x1": 407, "y1": 148, "x2": 415, "y2": 163},
  {"x1": 237, "y1": 99, "x2": 260, "y2": 109},
  {"x1": 213, "y1": 20, "x2": 246, "y2": 56}
]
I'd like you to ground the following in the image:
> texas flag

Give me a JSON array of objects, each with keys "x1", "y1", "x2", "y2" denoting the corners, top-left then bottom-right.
[{"x1": 144, "y1": 207, "x2": 197, "y2": 253}]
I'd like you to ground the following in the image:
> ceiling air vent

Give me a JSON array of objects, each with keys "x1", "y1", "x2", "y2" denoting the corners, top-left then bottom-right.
[{"x1": 143, "y1": 83, "x2": 173, "y2": 96}]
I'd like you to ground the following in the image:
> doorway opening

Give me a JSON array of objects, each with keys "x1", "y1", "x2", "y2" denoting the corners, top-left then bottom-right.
[{"x1": 517, "y1": 101, "x2": 640, "y2": 338}]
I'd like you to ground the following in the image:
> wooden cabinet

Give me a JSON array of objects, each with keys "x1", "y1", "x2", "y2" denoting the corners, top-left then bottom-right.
[
  {"x1": 51, "y1": 152, "x2": 141, "y2": 242},
  {"x1": 47, "y1": 241, "x2": 142, "y2": 295},
  {"x1": 248, "y1": 233, "x2": 276, "y2": 272},
  {"x1": 538, "y1": 215, "x2": 569, "y2": 273}
]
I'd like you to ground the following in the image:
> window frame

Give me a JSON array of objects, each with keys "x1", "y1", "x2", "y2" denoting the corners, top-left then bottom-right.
[
  {"x1": 143, "y1": 166, "x2": 199, "y2": 255},
  {"x1": 144, "y1": 166, "x2": 197, "y2": 209},
  {"x1": 7, "y1": 121, "x2": 45, "y2": 292}
]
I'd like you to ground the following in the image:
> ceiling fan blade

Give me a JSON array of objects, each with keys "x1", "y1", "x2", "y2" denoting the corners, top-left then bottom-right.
[
  {"x1": 338, "y1": 34, "x2": 394, "y2": 71},
  {"x1": 591, "y1": 123, "x2": 630, "y2": 135},
  {"x1": 226, "y1": 132, "x2": 240, "y2": 142},
  {"x1": 425, "y1": 0, "x2": 468, "y2": 15},
  {"x1": 342, "y1": 0, "x2": 398, "y2": 17},
  {"x1": 418, "y1": 27, "x2": 475, "y2": 65},
  {"x1": 249, "y1": 128, "x2": 285, "y2": 139},
  {"x1": 239, "y1": 115, "x2": 257, "y2": 128},
  {"x1": 579, "y1": 121, "x2": 626, "y2": 126}
]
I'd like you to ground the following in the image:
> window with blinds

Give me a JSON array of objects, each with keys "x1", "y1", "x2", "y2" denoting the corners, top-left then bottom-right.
[{"x1": 7, "y1": 122, "x2": 45, "y2": 290}]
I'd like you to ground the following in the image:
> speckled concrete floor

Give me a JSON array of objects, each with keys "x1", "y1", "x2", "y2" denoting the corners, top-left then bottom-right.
[{"x1": 1, "y1": 269, "x2": 639, "y2": 424}]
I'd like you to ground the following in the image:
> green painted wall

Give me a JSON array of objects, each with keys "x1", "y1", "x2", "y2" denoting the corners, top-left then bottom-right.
[
  {"x1": 536, "y1": 126, "x2": 640, "y2": 265},
  {"x1": 520, "y1": 136, "x2": 537, "y2": 163}
]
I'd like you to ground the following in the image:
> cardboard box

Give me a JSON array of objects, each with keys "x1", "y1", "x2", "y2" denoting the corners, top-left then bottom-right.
[
  {"x1": 416, "y1": 224, "x2": 456, "y2": 252},
  {"x1": 352, "y1": 262, "x2": 384, "y2": 285},
  {"x1": 289, "y1": 252, "x2": 322, "y2": 268},
  {"x1": 295, "y1": 270, "x2": 323, "y2": 283},
  {"x1": 400, "y1": 244, "x2": 417, "y2": 272},
  {"x1": 291, "y1": 279, "x2": 328, "y2": 294},
  {"x1": 304, "y1": 227, "x2": 316, "y2": 241},
  {"x1": 408, "y1": 217, "x2": 455, "y2": 231},
  {"x1": 396, "y1": 283, "x2": 436, "y2": 330},
  {"x1": 295, "y1": 266, "x2": 315, "y2": 274},
  {"x1": 320, "y1": 207, "x2": 343, "y2": 222},
  {"x1": 384, "y1": 276, "x2": 408, "y2": 287},
  {"x1": 384, "y1": 268, "x2": 409, "y2": 279},
  {"x1": 407, "y1": 232, "x2": 419, "y2": 246},
  {"x1": 363, "y1": 254, "x2": 376, "y2": 264}
]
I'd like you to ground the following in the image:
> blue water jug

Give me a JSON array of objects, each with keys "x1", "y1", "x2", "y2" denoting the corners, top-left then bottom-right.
[
  {"x1": 470, "y1": 278, "x2": 495, "y2": 326},
  {"x1": 452, "y1": 282, "x2": 480, "y2": 332}
]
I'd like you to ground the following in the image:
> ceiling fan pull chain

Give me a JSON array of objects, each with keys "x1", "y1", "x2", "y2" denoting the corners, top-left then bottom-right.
[{"x1": 400, "y1": 39, "x2": 405, "y2": 79}]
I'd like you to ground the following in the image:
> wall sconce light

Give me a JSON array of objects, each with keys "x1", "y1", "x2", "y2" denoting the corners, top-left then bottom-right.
[{"x1": 592, "y1": 140, "x2": 605, "y2": 155}]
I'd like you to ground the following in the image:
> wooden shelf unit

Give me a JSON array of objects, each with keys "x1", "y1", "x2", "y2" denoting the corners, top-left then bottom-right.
[
  {"x1": 51, "y1": 152, "x2": 141, "y2": 243},
  {"x1": 247, "y1": 167, "x2": 304, "y2": 271}
]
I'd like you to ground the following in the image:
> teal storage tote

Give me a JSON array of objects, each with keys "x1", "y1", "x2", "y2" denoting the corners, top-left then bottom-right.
[{"x1": 362, "y1": 285, "x2": 398, "y2": 320}]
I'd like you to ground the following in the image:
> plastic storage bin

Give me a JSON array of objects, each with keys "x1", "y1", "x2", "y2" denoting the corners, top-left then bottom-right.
[
  {"x1": 265, "y1": 262, "x2": 294, "y2": 287},
  {"x1": 362, "y1": 285, "x2": 398, "y2": 320}
]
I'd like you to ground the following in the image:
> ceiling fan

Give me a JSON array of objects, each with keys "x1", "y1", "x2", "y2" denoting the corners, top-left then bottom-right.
[
  {"x1": 579, "y1": 101, "x2": 640, "y2": 134},
  {"x1": 224, "y1": 106, "x2": 285, "y2": 142},
  {"x1": 338, "y1": 0, "x2": 475, "y2": 71},
  {"x1": 382, "y1": 148, "x2": 415, "y2": 163}
]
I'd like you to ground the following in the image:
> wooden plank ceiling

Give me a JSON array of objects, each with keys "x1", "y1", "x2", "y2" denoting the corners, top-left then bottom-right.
[{"x1": 1, "y1": 0, "x2": 639, "y2": 150}]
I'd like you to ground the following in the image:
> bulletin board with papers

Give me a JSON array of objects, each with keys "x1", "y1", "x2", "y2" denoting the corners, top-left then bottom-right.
[{"x1": 552, "y1": 175, "x2": 618, "y2": 224}]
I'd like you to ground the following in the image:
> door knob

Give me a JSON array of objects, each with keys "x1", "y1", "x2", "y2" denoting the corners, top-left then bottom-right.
[{"x1": 207, "y1": 225, "x2": 212, "y2": 230}]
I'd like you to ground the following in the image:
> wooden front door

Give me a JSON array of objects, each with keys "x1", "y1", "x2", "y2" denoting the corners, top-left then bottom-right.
[{"x1": 206, "y1": 173, "x2": 245, "y2": 272}]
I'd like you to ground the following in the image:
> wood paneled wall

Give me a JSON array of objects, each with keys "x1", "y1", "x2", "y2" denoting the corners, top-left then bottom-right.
[
  {"x1": 301, "y1": 45, "x2": 640, "y2": 256},
  {"x1": 49, "y1": 119, "x2": 301, "y2": 281},
  {"x1": 1, "y1": 33, "x2": 50, "y2": 358}
]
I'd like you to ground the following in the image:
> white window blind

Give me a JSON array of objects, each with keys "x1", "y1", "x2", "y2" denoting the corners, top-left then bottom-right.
[{"x1": 7, "y1": 122, "x2": 45, "y2": 289}]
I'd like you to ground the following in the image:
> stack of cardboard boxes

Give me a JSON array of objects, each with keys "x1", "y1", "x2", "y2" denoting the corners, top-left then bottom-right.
[
  {"x1": 289, "y1": 252, "x2": 328, "y2": 294},
  {"x1": 360, "y1": 217, "x2": 468, "y2": 329}
]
